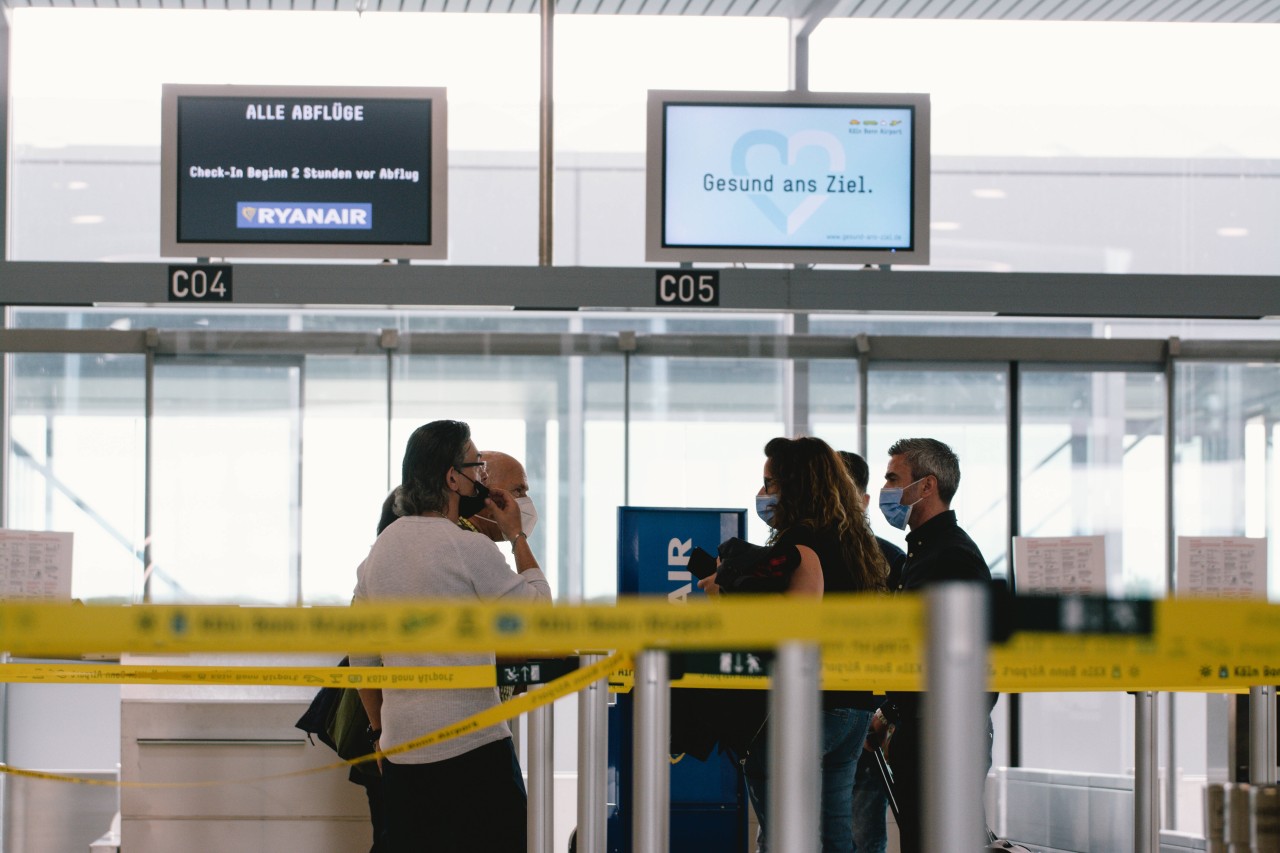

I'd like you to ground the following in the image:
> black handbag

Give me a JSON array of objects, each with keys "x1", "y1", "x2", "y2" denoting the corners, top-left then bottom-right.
[
  {"x1": 714, "y1": 537, "x2": 800, "y2": 594},
  {"x1": 295, "y1": 657, "x2": 379, "y2": 782}
]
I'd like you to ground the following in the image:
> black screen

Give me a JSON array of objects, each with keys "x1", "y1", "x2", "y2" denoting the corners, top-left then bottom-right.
[{"x1": 175, "y1": 95, "x2": 433, "y2": 247}]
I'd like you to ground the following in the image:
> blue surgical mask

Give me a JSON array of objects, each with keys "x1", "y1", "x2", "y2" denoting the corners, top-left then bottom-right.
[
  {"x1": 755, "y1": 494, "x2": 778, "y2": 525},
  {"x1": 879, "y1": 478, "x2": 925, "y2": 530}
]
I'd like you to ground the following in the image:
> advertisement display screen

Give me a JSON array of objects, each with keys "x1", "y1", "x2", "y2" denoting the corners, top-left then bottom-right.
[
  {"x1": 646, "y1": 90, "x2": 930, "y2": 265},
  {"x1": 161, "y1": 84, "x2": 447, "y2": 260}
]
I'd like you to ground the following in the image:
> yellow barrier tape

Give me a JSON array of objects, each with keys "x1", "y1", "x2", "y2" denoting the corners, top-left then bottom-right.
[
  {"x1": 4, "y1": 596, "x2": 1280, "y2": 693},
  {"x1": 0, "y1": 595, "x2": 906, "y2": 656},
  {"x1": 0, "y1": 664, "x2": 497, "y2": 689},
  {"x1": 0, "y1": 652, "x2": 630, "y2": 789}
]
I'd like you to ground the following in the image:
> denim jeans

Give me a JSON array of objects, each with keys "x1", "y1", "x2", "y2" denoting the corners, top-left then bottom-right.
[
  {"x1": 743, "y1": 707, "x2": 874, "y2": 853},
  {"x1": 850, "y1": 748, "x2": 888, "y2": 853}
]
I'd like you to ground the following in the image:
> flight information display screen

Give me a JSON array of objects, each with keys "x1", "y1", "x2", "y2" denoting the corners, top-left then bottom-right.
[
  {"x1": 162, "y1": 85, "x2": 447, "y2": 260},
  {"x1": 646, "y1": 90, "x2": 930, "y2": 266}
]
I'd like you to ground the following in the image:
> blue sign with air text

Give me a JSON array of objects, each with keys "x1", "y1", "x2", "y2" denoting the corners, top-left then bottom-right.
[{"x1": 610, "y1": 506, "x2": 749, "y2": 853}]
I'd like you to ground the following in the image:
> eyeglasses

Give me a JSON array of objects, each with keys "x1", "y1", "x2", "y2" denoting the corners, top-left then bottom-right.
[
  {"x1": 762, "y1": 476, "x2": 778, "y2": 492},
  {"x1": 456, "y1": 461, "x2": 489, "y2": 480}
]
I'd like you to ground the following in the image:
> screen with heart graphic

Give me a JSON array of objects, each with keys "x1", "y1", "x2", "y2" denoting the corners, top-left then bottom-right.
[
  {"x1": 646, "y1": 90, "x2": 929, "y2": 266},
  {"x1": 161, "y1": 84, "x2": 447, "y2": 260}
]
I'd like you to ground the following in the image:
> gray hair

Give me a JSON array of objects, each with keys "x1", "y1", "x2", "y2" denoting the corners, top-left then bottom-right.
[{"x1": 887, "y1": 437, "x2": 961, "y2": 504}]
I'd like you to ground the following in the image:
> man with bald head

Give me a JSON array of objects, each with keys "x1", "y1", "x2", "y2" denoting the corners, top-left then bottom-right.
[{"x1": 465, "y1": 451, "x2": 539, "y2": 547}]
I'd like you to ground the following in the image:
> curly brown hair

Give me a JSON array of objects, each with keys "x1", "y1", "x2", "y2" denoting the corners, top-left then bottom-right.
[{"x1": 764, "y1": 436, "x2": 889, "y2": 593}]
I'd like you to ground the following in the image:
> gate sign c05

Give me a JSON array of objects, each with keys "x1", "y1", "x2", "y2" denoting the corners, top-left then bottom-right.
[{"x1": 655, "y1": 270, "x2": 719, "y2": 307}]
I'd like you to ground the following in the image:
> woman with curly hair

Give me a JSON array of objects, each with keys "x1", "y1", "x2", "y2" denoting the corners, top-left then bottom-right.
[{"x1": 701, "y1": 435, "x2": 889, "y2": 853}]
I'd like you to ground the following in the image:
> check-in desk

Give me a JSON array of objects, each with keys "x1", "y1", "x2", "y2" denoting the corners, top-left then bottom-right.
[{"x1": 120, "y1": 655, "x2": 371, "y2": 852}]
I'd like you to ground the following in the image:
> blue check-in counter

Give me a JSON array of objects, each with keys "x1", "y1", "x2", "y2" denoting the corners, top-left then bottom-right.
[{"x1": 608, "y1": 506, "x2": 749, "y2": 853}]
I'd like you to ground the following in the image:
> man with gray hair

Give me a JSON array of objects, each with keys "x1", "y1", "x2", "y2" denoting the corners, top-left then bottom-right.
[{"x1": 865, "y1": 437, "x2": 993, "y2": 853}]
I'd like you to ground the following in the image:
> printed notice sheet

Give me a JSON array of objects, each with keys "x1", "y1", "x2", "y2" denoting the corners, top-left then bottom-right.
[
  {"x1": 1013, "y1": 536, "x2": 1107, "y2": 595},
  {"x1": 0, "y1": 530, "x2": 73, "y2": 600},
  {"x1": 1176, "y1": 537, "x2": 1267, "y2": 599}
]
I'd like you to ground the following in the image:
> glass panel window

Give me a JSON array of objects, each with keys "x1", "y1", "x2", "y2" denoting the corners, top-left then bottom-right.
[
  {"x1": 7, "y1": 353, "x2": 146, "y2": 603},
  {"x1": 809, "y1": 358, "x2": 861, "y2": 459},
  {"x1": 390, "y1": 351, "x2": 624, "y2": 604},
  {"x1": 1016, "y1": 368, "x2": 1167, "y2": 778},
  {"x1": 625, "y1": 355, "x2": 788, "y2": 588},
  {"x1": 866, "y1": 366, "x2": 1010, "y2": 575},
  {"x1": 301, "y1": 356, "x2": 390, "y2": 605},
  {"x1": 149, "y1": 359, "x2": 302, "y2": 604},
  {"x1": 1176, "y1": 362, "x2": 1280, "y2": 595},
  {"x1": 1019, "y1": 369, "x2": 1168, "y2": 596}
]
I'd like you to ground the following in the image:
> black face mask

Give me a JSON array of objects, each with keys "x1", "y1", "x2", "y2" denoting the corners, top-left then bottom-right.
[{"x1": 455, "y1": 469, "x2": 490, "y2": 517}]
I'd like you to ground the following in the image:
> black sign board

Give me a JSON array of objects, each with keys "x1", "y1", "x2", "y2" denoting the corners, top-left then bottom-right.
[
  {"x1": 168, "y1": 265, "x2": 233, "y2": 302},
  {"x1": 655, "y1": 270, "x2": 720, "y2": 307}
]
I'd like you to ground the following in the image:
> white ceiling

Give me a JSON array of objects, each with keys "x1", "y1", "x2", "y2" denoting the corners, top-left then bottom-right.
[{"x1": 2, "y1": 0, "x2": 1275, "y2": 22}]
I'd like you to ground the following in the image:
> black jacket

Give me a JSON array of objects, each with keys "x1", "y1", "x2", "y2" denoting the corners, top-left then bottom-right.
[{"x1": 882, "y1": 510, "x2": 993, "y2": 724}]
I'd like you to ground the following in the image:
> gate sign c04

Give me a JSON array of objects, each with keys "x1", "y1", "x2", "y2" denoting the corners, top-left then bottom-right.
[
  {"x1": 169, "y1": 265, "x2": 233, "y2": 302},
  {"x1": 655, "y1": 270, "x2": 719, "y2": 307}
]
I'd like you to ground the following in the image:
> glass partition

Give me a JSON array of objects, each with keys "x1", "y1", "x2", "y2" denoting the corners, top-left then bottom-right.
[
  {"x1": 6, "y1": 353, "x2": 146, "y2": 603},
  {"x1": 625, "y1": 355, "x2": 788, "y2": 572},
  {"x1": 390, "y1": 351, "x2": 625, "y2": 603},
  {"x1": 1016, "y1": 367, "x2": 1167, "y2": 777},
  {"x1": 1175, "y1": 362, "x2": 1280, "y2": 592},
  {"x1": 865, "y1": 366, "x2": 1010, "y2": 575},
  {"x1": 301, "y1": 355, "x2": 392, "y2": 605},
  {"x1": 149, "y1": 358, "x2": 302, "y2": 604},
  {"x1": 1019, "y1": 369, "x2": 1168, "y2": 596},
  {"x1": 809, "y1": 358, "x2": 861, "y2": 456}
]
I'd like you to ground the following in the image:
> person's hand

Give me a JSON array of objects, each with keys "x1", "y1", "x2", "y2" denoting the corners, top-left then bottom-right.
[
  {"x1": 864, "y1": 710, "x2": 893, "y2": 754},
  {"x1": 697, "y1": 573, "x2": 721, "y2": 596},
  {"x1": 485, "y1": 487, "x2": 524, "y2": 542},
  {"x1": 374, "y1": 737, "x2": 384, "y2": 773}
]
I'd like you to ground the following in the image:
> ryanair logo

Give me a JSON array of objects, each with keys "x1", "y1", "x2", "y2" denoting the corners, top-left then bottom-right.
[{"x1": 236, "y1": 202, "x2": 373, "y2": 230}]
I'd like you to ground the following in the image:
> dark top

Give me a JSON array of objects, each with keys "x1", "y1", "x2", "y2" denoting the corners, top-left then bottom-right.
[
  {"x1": 883, "y1": 510, "x2": 993, "y2": 724},
  {"x1": 776, "y1": 525, "x2": 858, "y2": 593},
  {"x1": 776, "y1": 524, "x2": 877, "y2": 710},
  {"x1": 876, "y1": 535, "x2": 907, "y2": 583},
  {"x1": 894, "y1": 510, "x2": 990, "y2": 591}
]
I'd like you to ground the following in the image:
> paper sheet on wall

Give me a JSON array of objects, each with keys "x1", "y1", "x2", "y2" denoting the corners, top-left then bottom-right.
[
  {"x1": 1176, "y1": 536, "x2": 1268, "y2": 599},
  {"x1": 0, "y1": 530, "x2": 73, "y2": 600},
  {"x1": 1013, "y1": 535, "x2": 1108, "y2": 595}
]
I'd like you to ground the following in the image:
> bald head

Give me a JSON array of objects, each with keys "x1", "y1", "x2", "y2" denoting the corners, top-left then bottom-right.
[
  {"x1": 470, "y1": 450, "x2": 530, "y2": 542},
  {"x1": 481, "y1": 451, "x2": 528, "y2": 498}
]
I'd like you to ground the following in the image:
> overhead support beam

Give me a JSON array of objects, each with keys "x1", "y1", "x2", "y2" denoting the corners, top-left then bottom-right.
[
  {"x1": 790, "y1": 0, "x2": 840, "y2": 91},
  {"x1": 539, "y1": 0, "x2": 555, "y2": 266},
  {"x1": 3, "y1": 262, "x2": 1279, "y2": 320}
]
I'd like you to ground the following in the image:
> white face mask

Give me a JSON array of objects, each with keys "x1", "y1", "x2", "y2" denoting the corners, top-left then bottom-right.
[{"x1": 516, "y1": 496, "x2": 538, "y2": 538}]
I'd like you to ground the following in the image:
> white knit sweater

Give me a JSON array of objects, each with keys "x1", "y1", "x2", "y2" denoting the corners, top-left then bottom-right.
[{"x1": 350, "y1": 515, "x2": 551, "y2": 763}]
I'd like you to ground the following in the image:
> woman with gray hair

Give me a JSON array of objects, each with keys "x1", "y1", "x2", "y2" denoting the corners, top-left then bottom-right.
[{"x1": 351, "y1": 419, "x2": 550, "y2": 853}]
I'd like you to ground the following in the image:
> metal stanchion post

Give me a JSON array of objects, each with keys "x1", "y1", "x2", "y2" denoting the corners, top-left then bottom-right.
[
  {"x1": 633, "y1": 650, "x2": 670, "y2": 853},
  {"x1": 1251, "y1": 784, "x2": 1280, "y2": 851},
  {"x1": 577, "y1": 654, "x2": 609, "y2": 853},
  {"x1": 1205, "y1": 782, "x2": 1227, "y2": 853},
  {"x1": 1224, "y1": 783, "x2": 1251, "y2": 853},
  {"x1": 924, "y1": 583, "x2": 989, "y2": 853},
  {"x1": 769, "y1": 641, "x2": 821, "y2": 853},
  {"x1": 1135, "y1": 691, "x2": 1159, "y2": 853},
  {"x1": 1250, "y1": 686, "x2": 1277, "y2": 785},
  {"x1": 527, "y1": 684, "x2": 554, "y2": 853}
]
